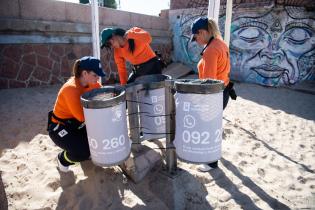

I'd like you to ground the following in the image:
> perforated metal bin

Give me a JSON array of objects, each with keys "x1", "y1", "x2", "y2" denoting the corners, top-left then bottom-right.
[{"x1": 126, "y1": 74, "x2": 171, "y2": 142}]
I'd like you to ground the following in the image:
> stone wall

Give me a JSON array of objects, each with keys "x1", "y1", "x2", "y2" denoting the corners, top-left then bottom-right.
[
  {"x1": 0, "y1": 43, "x2": 171, "y2": 89},
  {"x1": 0, "y1": 0, "x2": 172, "y2": 89},
  {"x1": 1, "y1": 44, "x2": 90, "y2": 88}
]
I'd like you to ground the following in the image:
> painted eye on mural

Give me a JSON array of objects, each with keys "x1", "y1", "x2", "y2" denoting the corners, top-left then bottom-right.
[
  {"x1": 283, "y1": 27, "x2": 312, "y2": 45},
  {"x1": 231, "y1": 26, "x2": 268, "y2": 50},
  {"x1": 238, "y1": 27, "x2": 262, "y2": 43}
]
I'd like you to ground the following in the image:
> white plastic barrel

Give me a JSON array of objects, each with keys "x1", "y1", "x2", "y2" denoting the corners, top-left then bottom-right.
[
  {"x1": 173, "y1": 79, "x2": 224, "y2": 163},
  {"x1": 81, "y1": 86, "x2": 131, "y2": 166}
]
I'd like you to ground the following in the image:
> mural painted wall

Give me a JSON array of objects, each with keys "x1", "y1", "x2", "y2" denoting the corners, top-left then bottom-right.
[{"x1": 170, "y1": 6, "x2": 315, "y2": 86}]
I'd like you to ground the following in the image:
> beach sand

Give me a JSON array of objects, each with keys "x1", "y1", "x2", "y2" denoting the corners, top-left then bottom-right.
[{"x1": 0, "y1": 83, "x2": 314, "y2": 210}]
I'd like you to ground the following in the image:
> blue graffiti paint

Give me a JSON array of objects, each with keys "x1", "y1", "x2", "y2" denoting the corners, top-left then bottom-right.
[
  {"x1": 171, "y1": 6, "x2": 315, "y2": 86},
  {"x1": 230, "y1": 8, "x2": 315, "y2": 86}
]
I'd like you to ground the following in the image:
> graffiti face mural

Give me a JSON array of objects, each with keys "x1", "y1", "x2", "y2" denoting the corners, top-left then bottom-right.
[
  {"x1": 171, "y1": 9, "x2": 206, "y2": 66},
  {"x1": 171, "y1": 6, "x2": 315, "y2": 86},
  {"x1": 230, "y1": 7, "x2": 315, "y2": 86}
]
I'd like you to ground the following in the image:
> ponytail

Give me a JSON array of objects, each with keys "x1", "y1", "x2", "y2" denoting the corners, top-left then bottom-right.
[
  {"x1": 72, "y1": 59, "x2": 82, "y2": 78},
  {"x1": 207, "y1": 18, "x2": 222, "y2": 39},
  {"x1": 128, "y1": 39, "x2": 135, "y2": 54}
]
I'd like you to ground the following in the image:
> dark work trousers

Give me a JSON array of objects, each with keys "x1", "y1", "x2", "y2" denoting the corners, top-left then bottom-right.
[
  {"x1": 208, "y1": 85, "x2": 230, "y2": 168},
  {"x1": 48, "y1": 122, "x2": 90, "y2": 166},
  {"x1": 127, "y1": 57, "x2": 163, "y2": 84},
  {"x1": 223, "y1": 85, "x2": 230, "y2": 110}
]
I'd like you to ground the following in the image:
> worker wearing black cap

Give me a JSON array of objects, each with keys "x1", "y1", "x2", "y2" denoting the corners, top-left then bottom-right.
[
  {"x1": 47, "y1": 56, "x2": 105, "y2": 172},
  {"x1": 191, "y1": 17, "x2": 237, "y2": 172}
]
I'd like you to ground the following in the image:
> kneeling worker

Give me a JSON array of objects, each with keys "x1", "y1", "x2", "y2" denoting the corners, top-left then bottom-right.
[{"x1": 47, "y1": 56, "x2": 106, "y2": 172}]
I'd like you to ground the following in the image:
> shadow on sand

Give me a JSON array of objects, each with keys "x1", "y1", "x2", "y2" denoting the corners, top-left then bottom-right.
[
  {"x1": 0, "y1": 86, "x2": 59, "y2": 153},
  {"x1": 56, "y1": 161, "x2": 144, "y2": 210},
  {"x1": 0, "y1": 171, "x2": 8, "y2": 210},
  {"x1": 56, "y1": 160, "x2": 212, "y2": 210},
  {"x1": 234, "y1": 83, "x2": 315, "y2": 121},
  {"x1": 224, "y1": 117, "x2": 315, "y2": 174},
  {"x1": 210, "y1": 158, "x2": 291, "y2": 210}
]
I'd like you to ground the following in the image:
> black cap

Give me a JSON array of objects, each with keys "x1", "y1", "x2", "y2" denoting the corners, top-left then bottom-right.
[
  {"x1": 79, "y1": 56, "x2": 106, "y2": 77},
  {"x1": 190, "y1": 17, "x2": 208, "y2": 42}
]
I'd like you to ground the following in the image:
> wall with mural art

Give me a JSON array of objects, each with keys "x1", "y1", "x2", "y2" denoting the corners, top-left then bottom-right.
[{"x1": 169, "y1": 5, "x2": 315, "y2": 86}]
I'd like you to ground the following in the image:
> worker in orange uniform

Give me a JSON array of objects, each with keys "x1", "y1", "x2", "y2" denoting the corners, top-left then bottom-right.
[
  {"x1": 191, "y1": 17, "x2": 237, "y2": 172},
  {"x1": 47, "y1": 56, "x2": 105, "y2": 172},
  {"x1": 100, "y1": 27, "x2": 164, "y2": 85}
]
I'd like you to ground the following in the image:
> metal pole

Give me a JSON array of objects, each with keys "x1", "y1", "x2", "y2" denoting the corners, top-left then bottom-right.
[
  {"x1": 125, "y1": 86, "x2": 141, "y2": 145},
  {"x1": 207, "y1": 0, "x2": 220, "y2": 23},
  {"x1": 224, "y1": 0, "x2": 233, "y2": 47},
  {"x1": 91, "y1": 0, "x2": 100, "y2": 59},
  {"x1": 165, "y1": 80, "x2": 177, "y2": 174},
  {"x1": 90, "y1": 0, "x2": 101, "y2": 83}
]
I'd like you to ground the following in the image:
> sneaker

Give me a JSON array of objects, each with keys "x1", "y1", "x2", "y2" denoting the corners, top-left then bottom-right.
[
  {"x1": 197, "y1": 164, "x2": 216, "y2": 172},
  {"x1": 57, "y1": 156, "x2": 70, "y2": 173}
]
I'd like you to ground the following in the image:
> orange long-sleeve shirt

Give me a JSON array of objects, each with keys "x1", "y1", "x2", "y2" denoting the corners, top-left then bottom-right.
[
  {"x1": 53, "y1": 77, "x2": 101, "y2": 123},
  {"x1": 114, "y1": 27, "x2": 156, "y2": 85},
  {"x1": 198, "y1": 38, "x2": 230, "y2": 86}
]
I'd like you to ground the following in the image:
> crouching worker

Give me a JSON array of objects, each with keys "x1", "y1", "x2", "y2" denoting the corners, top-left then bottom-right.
[
  {"x1": 47, "y1": 56, "x2": 106, "y2": 172},
  {"x1": 100, "y1": 27, "x2": 164, "y2": 85}
]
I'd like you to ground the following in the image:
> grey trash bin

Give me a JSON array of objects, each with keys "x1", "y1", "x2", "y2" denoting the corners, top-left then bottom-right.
[
  {"x1": 136, "y1": 74, "x2": 171, "y2": 140},
  {"x1": 173, "y1": 79, "x2": 224, "y2": 163},
  {"x1": 81, "y1": 86, "x2": 131, "y2": 166},
  {"x1": 127, "y1": 74, "x2": 171, "y2": 141}
]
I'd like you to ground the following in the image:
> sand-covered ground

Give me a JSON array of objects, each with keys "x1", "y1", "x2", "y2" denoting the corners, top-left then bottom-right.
[{"x1": 0, "y1": 83, "x2": 314, "y2": 210}]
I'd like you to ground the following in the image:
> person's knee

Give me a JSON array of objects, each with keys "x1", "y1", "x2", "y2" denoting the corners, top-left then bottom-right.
[
  {"x1": 76, "y1": 151, "x2": 90, "y2": 162},
  {"x1": 67, "y1": 149, "x2": 90, "y2": 162}
]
